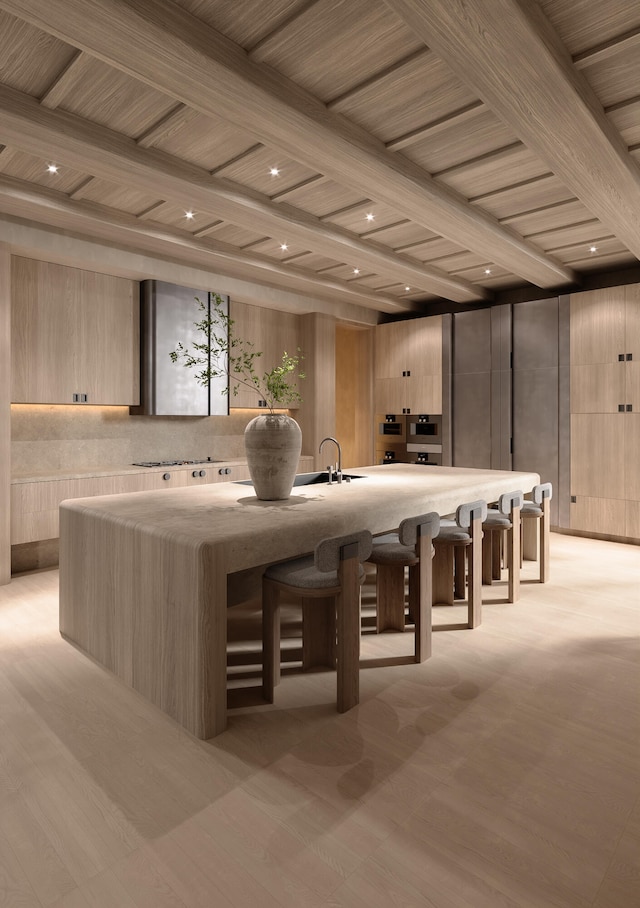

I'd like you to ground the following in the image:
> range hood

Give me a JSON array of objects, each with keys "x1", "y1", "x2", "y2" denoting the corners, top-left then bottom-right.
[{"x1": 132, "y1": 280, "x2": 229, "y2": 416}]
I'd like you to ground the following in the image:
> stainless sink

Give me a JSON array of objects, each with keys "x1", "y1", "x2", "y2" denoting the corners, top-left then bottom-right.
[
  {"x1": 292, "y1": 471, "x2": 365, "y2": 486},
  {"x1": 235, "y1": 471, "x2": 365, "y2": 488}
]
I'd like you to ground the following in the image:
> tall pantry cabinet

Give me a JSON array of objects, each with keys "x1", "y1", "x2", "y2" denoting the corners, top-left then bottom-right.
[{"x1": 569, "y1": 285, "x2": 640, "y2": 540}]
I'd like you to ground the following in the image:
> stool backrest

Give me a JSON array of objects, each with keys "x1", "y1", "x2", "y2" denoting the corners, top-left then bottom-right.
[
  {"x1": 533, "y1": 482, "x2": 553, "y2": 504},
  {"x1": 456, "y1": 499, "x2": 487, "y2": 528},
  {"x1": 498, "y1": 489, "x2": 524, "y2": 514},
  {"x1": 398, "y1": 511, "x2": 440, "y2": 546},
  {"x1": 316, "y1": 530, "x2": 373, "y2": 572}
]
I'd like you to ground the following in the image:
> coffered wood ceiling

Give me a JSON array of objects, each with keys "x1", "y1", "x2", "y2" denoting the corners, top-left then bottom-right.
[{"x1": 0, "y1": 0, "x2": 638, "y2": 318}]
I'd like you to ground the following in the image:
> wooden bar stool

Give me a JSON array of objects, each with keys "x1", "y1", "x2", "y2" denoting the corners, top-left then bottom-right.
[
  {"x1": 521, "y1": 482, "x2": 552, "y2": 582},
  {"x1": 482, "y1": 490, "x2": 524, "y2": 602},
  {"x1": 432, "y1": 500, "x2": 487, "y2": 629},
  {"x1": 367, "y1": 511, "x2": 440, "y2": 663},
  {"x1": 262, "y1": 530, "x2": 372, "y2": 713}
]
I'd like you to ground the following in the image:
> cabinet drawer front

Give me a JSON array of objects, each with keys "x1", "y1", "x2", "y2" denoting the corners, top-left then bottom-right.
[{"x1": 570, "y1": 496, "x2": 626, "y2": 536}]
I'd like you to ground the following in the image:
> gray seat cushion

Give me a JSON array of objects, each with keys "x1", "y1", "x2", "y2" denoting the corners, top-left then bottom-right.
[
  {"x1": 521, "y1": 501, "x2": 543, "y2": 518},
  {"x1": 434, "y1": 526, "x2": 471, "y2": 543},
  {"x1": 369, "y1": 534, "x2": 418, "y2": 565},
  {"x1": 265, "y1": 554, "x2": 366, "y2": 589},
  {"x1": 483, "y1": 509, "x2": 511, "y2": 528}
]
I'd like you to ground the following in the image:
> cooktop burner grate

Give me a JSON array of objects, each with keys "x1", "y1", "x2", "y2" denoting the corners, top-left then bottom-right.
[{"x1": 131, "y1": 459, "x2": 216, "y2": 467}]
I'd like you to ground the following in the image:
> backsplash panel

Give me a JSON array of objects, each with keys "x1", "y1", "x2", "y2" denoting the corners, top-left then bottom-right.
[{"x1": 11, "y1": 405, "x2": 259, "y2": 474}]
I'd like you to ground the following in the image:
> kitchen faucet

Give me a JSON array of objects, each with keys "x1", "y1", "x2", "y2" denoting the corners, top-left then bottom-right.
[{"x1": 319, "y1": 436, "x2": 342, "y2": 484}]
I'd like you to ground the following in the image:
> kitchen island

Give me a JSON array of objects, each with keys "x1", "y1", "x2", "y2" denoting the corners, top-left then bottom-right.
[{"x1": 59, "y1": 464, "x2": 539, "y2": 738}]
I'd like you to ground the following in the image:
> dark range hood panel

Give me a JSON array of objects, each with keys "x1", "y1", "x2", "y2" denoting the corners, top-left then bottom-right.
[{"x1": 132, "y1": 281, "x2": 229, "y2": 417}]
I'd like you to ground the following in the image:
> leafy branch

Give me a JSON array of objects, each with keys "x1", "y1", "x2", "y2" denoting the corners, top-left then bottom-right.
[{"x1": 170, "y1": 293, "x2": 304, "y2": 414}]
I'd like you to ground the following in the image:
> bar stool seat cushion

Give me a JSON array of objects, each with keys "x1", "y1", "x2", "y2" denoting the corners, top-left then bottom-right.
[
  {"x1": 521, "y1": 501, "x2": 543, "y2": 518},
  {"x1": 369, "y1": 533, "x2": 419, "y2": 565},
  {"x1": 483, "y1": 509, "x2": 512, "y2": 528},
  {"x1": 436, "y1": 525, "x2": 471, "y2": 542},
  {"x1": 264, "y1": 555, "x2": 366, "y2": 589}
]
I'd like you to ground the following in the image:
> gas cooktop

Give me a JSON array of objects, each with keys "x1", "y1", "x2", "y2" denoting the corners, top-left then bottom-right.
[{"x1": 132, "y1": 459, "x2": 217, "y2": 467}]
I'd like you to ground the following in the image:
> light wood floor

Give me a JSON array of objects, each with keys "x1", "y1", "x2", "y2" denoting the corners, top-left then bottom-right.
[{"x1": 1, "y1": 534, "x2": 638, "y2": 907}]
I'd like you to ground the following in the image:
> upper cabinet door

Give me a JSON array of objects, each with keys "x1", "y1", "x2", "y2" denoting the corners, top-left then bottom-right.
[
  {"x1": 11, "y1": 257, "x2": 140, "y2": 406},
  {"x1": 570, "y1": 288, "x2": 626, "y2": 365},
  {"x1": 229, "y1": 302, "x2": 302, "y2": 409}
]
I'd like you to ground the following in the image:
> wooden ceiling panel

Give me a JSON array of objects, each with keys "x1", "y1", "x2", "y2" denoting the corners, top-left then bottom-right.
[
  {"x1": 607, "y1": 98, "x2": 640, "y2": 147},
  {"x1": 276, "y1": 177, "x2": 366, "y2": 217},
  {"x1": 214, "y1": 145, "x2": 320, "y2": 196},
  {"x1": 429, "y1": 250, "x2": 489, "y2": 273},
  {"x1": 407, "y1": 237, "x2": 469, "y2": 263},
  {"x1": 435, "y1": 146, "x2": 552, "y2": 199},
  {"x1": 250, "y1": 0, "x2": 423, "y2": 101},
  {"x1": 580, "y1": 48, "x2": 640, "y2": 108},
  {"x1": 471, "y1": 175, "x2": 576, "y2": 220},
  {"x1": 173, "y1": 0, "x2": 309, "y2": 50},
  {"x1": 527, "y1": 222, "x2": 614, "y2": 254},
  {"x1": 245, "y1": 237, "x2": 311, "y2": 260},
  {"x1": 402, "y1": 109, "x2": 517, "y2": 175},
  {"x1": 55, "y1": 59, "x2": 177, "y2": 139},
  {"x1": 0, "y1": 11, "x2": 75, "y2": 96},
  {"x1": 539, "y1": 0, "x2": 640, "y2": 56},
  {"x1": 142, "y1": 108, "x2": 257, "y2": 171},
  {"x1": 330, "y1": 51, "x2": 477, "y2": 145},
  {"x1": 324, "y1": 201, "x2": 407, "y2": 234},
  {"x1": 370, "y1": 221, "x2": 439, "y2": 251},
  {"x1": 69, "y1": 177, "x2": 161, "y2": 215},
  {"x1": 0, "y1": 146, "x2": 87, "y2": 192},
  {"x1": 286, "y1": 251, "x2": 344, "y2": 272},
  {"x1": 137, "y1": 201, "x2": 222, "y2": 233},
  {"x1": 0, "y1": 0, "x2": 638, "y2": 313},
  {"x1": 502, "y1": 199, "x2": 592, "y2": 236},
  {"x1": 198, "y1": 222, "x2": 268, "y2": 247}
]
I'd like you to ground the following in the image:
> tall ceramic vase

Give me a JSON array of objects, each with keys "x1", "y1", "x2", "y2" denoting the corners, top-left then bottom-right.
[{"x1": 244, "y1": 413, "x2": 302, "y2": 500}]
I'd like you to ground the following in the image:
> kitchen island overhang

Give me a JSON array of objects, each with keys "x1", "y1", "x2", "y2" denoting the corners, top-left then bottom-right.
[{"x1": 59, "y1": 464, "x2": 540, "y2": 739}]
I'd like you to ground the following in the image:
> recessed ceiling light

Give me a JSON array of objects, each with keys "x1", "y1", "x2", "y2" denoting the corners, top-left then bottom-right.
[
  {"x1": 485, "y1": 268, "x2": 492, "y2": 274},
  {"x1": 590, "y1": 245, "x2": 597, "y2": 253},
  {"x1": 405, "y1": 286, "x2": 411, "y2": 292},
  {"x1": 366, "y1": 213, "x2": 375, "y2": 221},
  {"x1": 353, "y1": 268, "x2": 360, "y2": 275},
  {"x1": 185, "y1": 210, "x2": 195, "y2": 219},
  {"x1": 46, "y1": 164, "x2": 59, "y2": 173},
  {"x1": 280, "y1": 243, "x2": 288, "y2": 251},
  {"x1": 270, "y1": 167, "x2": 280, "y2": 176}
]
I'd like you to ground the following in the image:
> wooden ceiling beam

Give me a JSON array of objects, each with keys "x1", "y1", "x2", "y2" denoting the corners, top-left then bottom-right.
[
  {"x1": 0, "y1": 172, "x2": 416, "y2": 314},
  {"x1": 384, "y1": 0, "x2": 640, "y2": 262},
  {"x1": 0, "y1": 0, "x2": 576, "y2": 289},
  {"x1": 0, "y1": 83, "x2": 486, "y2": 303}
]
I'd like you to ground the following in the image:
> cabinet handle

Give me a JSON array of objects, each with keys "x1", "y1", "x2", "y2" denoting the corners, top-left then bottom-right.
[
  {"x1": 627, "y1": 353, "x2": 633, "y2": 361},
  {"x1": 618, "y1": 353, "x2": 625, "y2": 361},
  {"x1": 626, "y1": 404, "x2": 633, "y2": 412},
  {"x1": 618, "y1": 404, "x2": 625, "y2": 412}
]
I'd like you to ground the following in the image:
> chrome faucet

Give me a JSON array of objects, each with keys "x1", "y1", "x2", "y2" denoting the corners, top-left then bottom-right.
[{"x1": 319, "y1": 436, "x2": 342, "y2": 484}]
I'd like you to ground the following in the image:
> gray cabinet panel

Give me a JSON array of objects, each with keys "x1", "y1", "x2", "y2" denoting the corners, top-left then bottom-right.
[
  {"x1": 513, "y1": 299, "x2": 560, "y2": 524},
  {"x1": 453, "y1": 371, "x2": 492, "y2": 468}
]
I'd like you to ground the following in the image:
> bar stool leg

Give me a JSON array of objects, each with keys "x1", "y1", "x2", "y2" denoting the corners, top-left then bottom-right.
[
  {"x1": 433, "y1": 545, "x2": 454, "y2": 605},
  {"x1": 540, "y1": 497, "x2": 550, "y2": 582},
  {"x1": 375, "y1": 563, "x2": 406, "y2": 632},
  {"x1": 454, "y1": 547, "x2": 467, "y2": 599},
  {"x1": 262, "y1": 580, "x2": 280, "y2": 702},
  {"x1": 302, "y1": 597, "x2": 336, "y2": 669},
  {"x1": 468, "y1": 514, "x2": 482, "y2": 628},
  {"x1": 337, "y1": 543, "x2": 360, "y2": 713},
  {"x1": 507, "y1": 505, "x2": 521, "y2": 603}
]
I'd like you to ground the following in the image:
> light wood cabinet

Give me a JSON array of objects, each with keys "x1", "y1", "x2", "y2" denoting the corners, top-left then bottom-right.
[
  {"x1": 569, "y1": 285, "x2": 639, "y2": 540},
  {"x1": 374, "y1": 316, "x2": 442, "y2": 414},
  {"x1": 229, "y1": 301, "x2": 301, "y2": 409},
  {"x1": 11, "y1": 257, "x2": 139, "y2": 405}
]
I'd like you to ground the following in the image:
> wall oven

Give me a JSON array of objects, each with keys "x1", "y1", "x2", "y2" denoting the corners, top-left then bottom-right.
[{"x1": 406, "y1": 414, "x2": 442, "y2": 465}]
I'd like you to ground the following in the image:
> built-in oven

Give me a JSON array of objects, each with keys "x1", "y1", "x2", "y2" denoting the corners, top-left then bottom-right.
[
  {"x1": 406, "y1": 414, "x2": 442, "y2": 465},
  {"x1": 377, "y1": 413, "x2": 406, "y2": 441}
]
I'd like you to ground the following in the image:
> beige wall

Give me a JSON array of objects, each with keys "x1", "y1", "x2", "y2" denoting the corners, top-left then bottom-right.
[{"x1": 0, "y1": 245, "x2": 10, "y2": 584}]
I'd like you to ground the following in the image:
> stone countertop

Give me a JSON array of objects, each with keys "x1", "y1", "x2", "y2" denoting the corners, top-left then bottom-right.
[{"x1": 61, "y1": 463, "x2": 540, "y2": 573}]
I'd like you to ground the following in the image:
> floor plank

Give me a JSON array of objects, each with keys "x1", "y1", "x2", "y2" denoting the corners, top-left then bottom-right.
[{"x1": 0, "y1": 533, "x2": 638, "y2": 907}]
